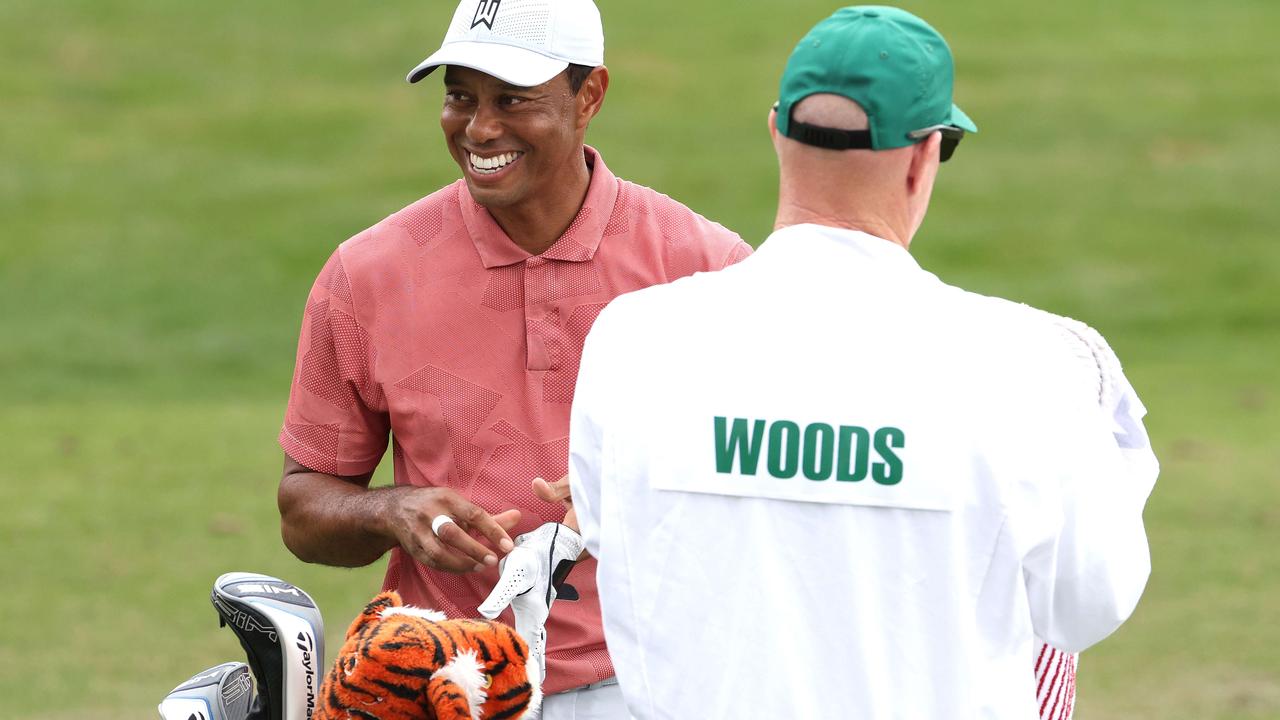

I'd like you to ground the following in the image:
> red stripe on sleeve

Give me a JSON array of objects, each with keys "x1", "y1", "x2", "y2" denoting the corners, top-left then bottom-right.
[
  {"x1": 1047, "y1": 663, "x2": 1067, "y2": 720},
  {"x1": 1035, "y1": 643, "x2": 1050, "y2": 673},
  {"x1": 1040, "y1": 653, "x2": 1066, "y2": 717},
  {"x1": 1063, "y1": 655, "x2": 1078, "y2": 718},
  {"x1": 1035, "y1": 648, "x2": 1058, "y2": 698}
]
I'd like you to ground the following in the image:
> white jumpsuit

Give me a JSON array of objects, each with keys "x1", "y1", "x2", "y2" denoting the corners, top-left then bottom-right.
[{"x1": 570, "y1": 224, "x2": 1157, "y2": 719}]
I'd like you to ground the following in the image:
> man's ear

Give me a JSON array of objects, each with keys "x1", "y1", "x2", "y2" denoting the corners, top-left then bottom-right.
[
  {"x1": 577, "y1": 66, "x2": 610, "y2": 130},
  {"x1": 903, "y1": 131, "x2": 941, "y2": 240},
  {"x1": 906, "y1": 130, "x2": 941, "y2": 198},
  {"x1": 769, "y1": 107, "x2": 787, "y2": 157}
]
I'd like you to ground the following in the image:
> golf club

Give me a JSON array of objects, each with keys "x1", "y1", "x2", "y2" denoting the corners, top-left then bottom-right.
[
  {"x1": 210, "y1": 572, "x2": 324, "y2": 720},
  {"x1": 158, "y1": 662, "x2": 254, "y2": 720}
]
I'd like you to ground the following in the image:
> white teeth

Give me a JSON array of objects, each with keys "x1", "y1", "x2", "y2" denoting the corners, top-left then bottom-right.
[{"x1": 469, "y1": 151, "x2": 519, "y2": 173}]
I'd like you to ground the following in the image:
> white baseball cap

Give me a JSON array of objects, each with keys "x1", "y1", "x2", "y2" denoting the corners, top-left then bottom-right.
[{"x1": 407, "y1": 0, "x2": 604, "y2": 87}]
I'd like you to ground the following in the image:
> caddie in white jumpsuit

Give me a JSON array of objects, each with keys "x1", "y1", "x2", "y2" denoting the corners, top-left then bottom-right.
[{"x1": 567, "y1": 7, "x2": 1157, "y2": 719}]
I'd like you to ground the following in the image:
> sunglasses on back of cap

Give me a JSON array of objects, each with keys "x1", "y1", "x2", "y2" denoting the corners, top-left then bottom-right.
[
  {"x1": 906, "y1": 125, "x2": 965, "y2": 162},
  {"x1": 788, "y1": 120, "x2": 965, "y2": 162},
  {"x1": 777, "y1": 103, "x2": 966, "y2": 162}
]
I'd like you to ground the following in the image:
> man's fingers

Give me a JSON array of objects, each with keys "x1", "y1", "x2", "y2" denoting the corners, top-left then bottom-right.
[
  {"x1": 391, "y1": 488, "x2": 517, "y2": 571},
  {"x1": 407, "y1": 535, "x2": 483, "y2": 574},
  {"x1": 456, "y1": 502, "x2": 517, "y2": 554},
  {"x1": 434, "y1": 519, "x2": 500, "y2": 568},
  {"x1": 532, "y1": 475, "x2": 572, "y2": 504},
  {"x1": 493, "y1": 508, "x2": 522, "y2": 533}
]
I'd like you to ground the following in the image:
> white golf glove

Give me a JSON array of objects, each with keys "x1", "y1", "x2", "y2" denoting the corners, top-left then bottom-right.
[{"x1": 478, "y1": 522, "x2": 584, "y2": 689}]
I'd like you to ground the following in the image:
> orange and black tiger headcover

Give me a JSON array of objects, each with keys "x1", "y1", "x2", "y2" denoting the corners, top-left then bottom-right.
[{"x1": 315, "y1": 591, "x2": 541, "y2": 720}]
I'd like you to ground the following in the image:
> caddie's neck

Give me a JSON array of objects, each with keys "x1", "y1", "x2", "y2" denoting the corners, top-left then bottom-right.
[
  {"x1": 768, "y1": 108, "x2": 938, "y2": 251},
  {"x1": 773, "y1": 176, "x2": 911, "y2": 249}
]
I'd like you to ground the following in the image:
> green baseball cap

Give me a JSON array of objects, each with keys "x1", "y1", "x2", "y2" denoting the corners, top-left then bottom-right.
[{"x1": 776, "y1": 6, "x2": 977, "y2": 154}]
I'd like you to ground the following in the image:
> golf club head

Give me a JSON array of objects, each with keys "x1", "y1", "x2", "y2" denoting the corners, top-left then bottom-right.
[
  {"x1": 158, "y1": 661, "x2": 254, "y2": 720},
  {"x1": 211, "y1": 572, "x2": 324, "y2": 720}
]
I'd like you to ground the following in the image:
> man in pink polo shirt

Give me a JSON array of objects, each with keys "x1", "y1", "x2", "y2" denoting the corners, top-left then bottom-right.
[{"x1": 276, "y1": 0, "x2": 750, "y2": 715}]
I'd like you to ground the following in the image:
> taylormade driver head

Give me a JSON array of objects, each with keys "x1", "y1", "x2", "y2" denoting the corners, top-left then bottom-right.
[
  {"x1": 212, "y1": 572, "x2": 324, "y2": 720},
  {"x1": 158, "y1": 662, "x2": 254, "y2": 720}
]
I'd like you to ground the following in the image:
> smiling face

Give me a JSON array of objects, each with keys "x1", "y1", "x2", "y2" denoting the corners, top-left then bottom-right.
[{"x1": 440, "y1": 65, "x2": 603, "y2": 214}]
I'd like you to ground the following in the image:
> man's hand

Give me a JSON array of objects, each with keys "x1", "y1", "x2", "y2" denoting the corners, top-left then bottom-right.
[
  {"x1": 385, "y1": 486, "x2": 520, "y2": 574},
  {"x1": 533, "y1": 475, "x2": 578, "y2": 532},
  {"x1": 477, "y1": 522, "x2": 585, "y2": 688},
  {"x1": 279, "y1": 456, "x2": 521, "y2": 572}
]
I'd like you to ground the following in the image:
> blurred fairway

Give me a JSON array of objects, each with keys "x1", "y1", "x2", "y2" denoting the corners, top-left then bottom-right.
[{"x1": 2, "y1": 0, "x2": 1278, "y2": 717}]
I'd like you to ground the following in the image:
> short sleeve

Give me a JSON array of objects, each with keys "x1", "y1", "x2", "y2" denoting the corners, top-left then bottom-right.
[
  {"x1": 719, "y1": 240, "x2": 754, "y2": 270},
  {"x1": 279, "y1": 246, "x2": 389, "y2": 477}
]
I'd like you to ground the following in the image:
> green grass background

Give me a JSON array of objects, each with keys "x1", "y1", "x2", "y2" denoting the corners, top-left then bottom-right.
[{"x1": 2, "y1": 0, "x2": 1277, "y2": 717}]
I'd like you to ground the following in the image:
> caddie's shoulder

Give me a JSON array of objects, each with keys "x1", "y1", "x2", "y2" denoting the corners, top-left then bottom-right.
[{"x1": 979, "y1": 294, "x2": 1126, "y2": 408}]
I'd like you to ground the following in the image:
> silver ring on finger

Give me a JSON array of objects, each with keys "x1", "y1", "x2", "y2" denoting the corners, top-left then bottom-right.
[{"x1": 431, "y1": 514, "x2": 456, "y2": 537}]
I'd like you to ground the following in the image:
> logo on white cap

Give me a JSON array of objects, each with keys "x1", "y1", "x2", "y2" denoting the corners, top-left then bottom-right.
[
  {"x1": 407, "y1": 0, "x2": 604, "y2": 87},
  {"x1": 471, "y1": 0, "x2": 502, "y2": 30}
]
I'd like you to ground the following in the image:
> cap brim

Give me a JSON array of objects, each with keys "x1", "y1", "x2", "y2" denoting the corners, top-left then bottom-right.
[
  {"x1": 406, "y1": 41, "x2": 569, "y2": 87},
  {"x1": 949, "y1": 103, "x2": 978, "y2": 133}
]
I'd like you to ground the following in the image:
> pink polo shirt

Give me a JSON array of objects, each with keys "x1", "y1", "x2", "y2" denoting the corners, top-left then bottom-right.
[{"x1": 280, "y1": 146, "x2": 750, "y2": 693}]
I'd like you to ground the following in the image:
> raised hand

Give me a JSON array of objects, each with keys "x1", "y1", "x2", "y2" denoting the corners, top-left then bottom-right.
[{"x1": 386, "y1": 486, "x2": 520, "y2": 574}]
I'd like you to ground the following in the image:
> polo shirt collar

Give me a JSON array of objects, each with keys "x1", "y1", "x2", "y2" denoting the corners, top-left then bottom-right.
[
  {"x1": 762, "y1": 223, "x2": 924, "y2": 273},
  {"x1": 460, "y1": 145, "x2": 618, "y2": 268}
]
